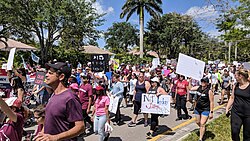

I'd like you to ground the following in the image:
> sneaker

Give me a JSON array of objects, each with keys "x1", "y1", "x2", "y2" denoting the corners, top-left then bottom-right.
[
  {"x1": 175, "y1": 117, "x2": 182, "y2": 121},
  {"x1": 113, "y1": 122, "x2": 117, "y2": 126},
  {"x1": 183, "y1": 115, "x2": 192, "y2": 120},
  {"x1": 146, "y1": 132, "x2": 153, "y2": 139},
  {"x1": 104, "y1": 133, "x2": 110, "y2": 141},
  {"x1": 144, "y1": 122, "x2": 149, "y2": 127},
  {"x1": 128, "y1": 121, "x2": 136, "y2": 127}
]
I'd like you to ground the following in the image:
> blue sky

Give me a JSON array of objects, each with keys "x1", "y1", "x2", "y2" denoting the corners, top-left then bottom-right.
[{"x1": 93, "y1": 0, "x2": 236, "y2": 48}]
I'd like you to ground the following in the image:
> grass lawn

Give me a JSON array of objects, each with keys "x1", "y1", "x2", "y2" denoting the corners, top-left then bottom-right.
[{"x1": 182, "y1": 114, "x2": 243, "y2": 141}]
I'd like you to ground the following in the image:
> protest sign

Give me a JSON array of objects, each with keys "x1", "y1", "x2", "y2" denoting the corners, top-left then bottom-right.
[
  {"x1": 243, "y1": 62, "x2": 250, "y2": 70},
  {"x1": 233, "y1": 61, "x2": 238, "y2": 66},
  {"x1": 0, "y1": 69, "x2": 11, "y2": 89},
  {"x1": 1, "y1": 64, "x2": 7, "y2": 70},
  {"x1": 208, "y1": 61, "x2": 213, "y2": 64},
  {"x1": 34, "y1": 72, "x2": 46, "y2": 85},
  {"x1": 7, "y1": 48, "x2": 16, "y2": 70},
  {"x1": 141, "y1": 94, "x2": 171, "y2": 115},
  {"x1": 108, "y1": 96, "x2": 119, "y2": 114},
  {"x1": 91, "y1": 54, "x2": 108, "y2": 72},
  {"x1": 166, "y1": 59, "x2": 171, "y2": 64},
  {"x1": 176, "y1": 53, "x2": 205, "y2": 80},
  {"x1": 152, "y1": 58, "x2": 160, "y2": 69}
]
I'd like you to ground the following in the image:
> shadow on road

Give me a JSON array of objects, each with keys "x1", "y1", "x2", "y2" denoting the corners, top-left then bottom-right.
[
  {"x1": 194, "y1": 129, "x2": 216, "y2": 140},
  {"x1": 109, "y1": 137, "x2": 122, "y2": 141}
]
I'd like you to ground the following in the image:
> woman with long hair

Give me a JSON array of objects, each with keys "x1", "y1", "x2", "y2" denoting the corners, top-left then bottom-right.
[
  {"x1": 32, "y1": 105, "x2": 45, "y2": 138},
  {"x1": 226, "y1": 69, "x2": 250, "y2": 141},
  {"x1": 190, "y1": 77, "x2": 214, "y2": 141},
  {"x1": 91, "y1": 86, "x2": 110, "y2": 141}
]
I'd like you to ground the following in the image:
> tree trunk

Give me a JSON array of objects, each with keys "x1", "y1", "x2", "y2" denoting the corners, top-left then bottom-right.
[{"x1": 139, "y1": 6, "x2": 144, "y2": 58}]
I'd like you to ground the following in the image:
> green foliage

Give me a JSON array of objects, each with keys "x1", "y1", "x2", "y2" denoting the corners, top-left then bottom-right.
[
  {"x1": 104, "y1": 22, "x2": 139, "y2": 54},
  {"x1": 0, "y1": 0, "x2": 104, "y2": 65},
  {"x1": 183, "y1": 114, "x2": 242, "y2": 141}
]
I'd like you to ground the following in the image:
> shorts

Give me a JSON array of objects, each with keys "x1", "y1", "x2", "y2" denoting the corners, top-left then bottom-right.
[
  {"x1": 194, "y1": 109, "x2": 210, "y2": 116},
  {"x1": 133, "y1": 101, "x2": 141, "y2": 115},
  {"x1": 222, "y1": 85, "x2": 230, "y2": 91}
]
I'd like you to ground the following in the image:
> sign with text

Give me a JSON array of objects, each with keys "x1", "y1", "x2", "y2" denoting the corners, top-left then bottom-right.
[
  {"x1": 108, "y1": 96, "x2": 119, "y2": 114},
  {"x1": 176, "y1": 53, "x2": 205, "y2": 80},
  {"x1": 34, "y1": 72, "x2": 46, "y2": 85},
  {"x1": 152, "y1": 58, "x2": 160, "y2": 69},
  {"x1": 0, "y1": 69, "x2": 11, "y2": 89},
  {"x1": 141, "y1": 94, "x2": 171, "y2": 115},
  {"x1": 91, "y1": 54, "x2": 108, "y2": 72}
]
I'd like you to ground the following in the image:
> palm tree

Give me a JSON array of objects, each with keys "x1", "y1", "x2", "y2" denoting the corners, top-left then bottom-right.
[{"x1": 120, "y1": 0, "x2": 163, "y2": 58}]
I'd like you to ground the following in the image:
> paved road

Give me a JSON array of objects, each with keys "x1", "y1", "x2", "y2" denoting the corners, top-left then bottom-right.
[{"x1": 24, "y1": 93, "x2": 225, "y2": 141}]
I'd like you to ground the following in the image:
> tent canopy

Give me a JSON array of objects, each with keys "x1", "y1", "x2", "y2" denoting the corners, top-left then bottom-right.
[
  {"x1": 80, "y1": 45, "x2": 114, "y2": 55},
  {"x1": 0, "y1": 38, "x2": 37, "y2": 51}
]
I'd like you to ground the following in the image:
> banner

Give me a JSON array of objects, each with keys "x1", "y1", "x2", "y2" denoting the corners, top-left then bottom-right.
[
  {"x1": 243, "y1": 62, "x2": 250, "y2": 70},
  {"x1": 21, "y1": 55, "x2": 28, "y2": 70},
  {"x1": 31, "y1": 51, "x2": 40, "y2": 63},
  {"x1": 7, "y1": 48, "x2": 16, "y2": 70},
  {"x1": 34, "y1": 72, "x2": 46, "y2": 85},
  {"x1": 108, "y1": 96, "x2": 119, "y2": 114},
  {"x1": 176, "y1": 53, "x2": 205, "y2": 80},
  {"x1": 141, "y1": 94, "x2": 171, "y2": 115},
  {"x1": 0, "y1": 69, "x2": 11, "y2": 89}
]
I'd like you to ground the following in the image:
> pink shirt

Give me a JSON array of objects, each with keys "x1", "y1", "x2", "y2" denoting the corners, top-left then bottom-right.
[
  {"x1": 95, "y1": 96, "x2": 110, "y2": 116},
  {"x1": 176, "y1": 80, "x2": 189, "y2": 96}
]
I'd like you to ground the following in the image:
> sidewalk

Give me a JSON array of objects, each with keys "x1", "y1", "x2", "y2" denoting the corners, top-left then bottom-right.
[{"x1": 149, "y1": 104, "x2": 226, "y2": 141}]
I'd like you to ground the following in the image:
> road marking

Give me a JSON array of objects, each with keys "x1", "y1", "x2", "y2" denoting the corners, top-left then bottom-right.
[{"x1": 148, "y1": 104, "x2": 226, "y2": 141}]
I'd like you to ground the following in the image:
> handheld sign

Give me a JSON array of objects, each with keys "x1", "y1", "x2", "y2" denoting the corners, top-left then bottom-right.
[
  {"x1": 176, "y1": 53, "x2": 205, "y2": 80},
  {"x1": 141, "y1": 94, "x2": 171, "y2": 115},
  {"x1": 0, "y1": 69, "x2": 11, "y2": 89},
  {"x1": 91, "y1": 54, "x2": 108, "y2": 72},
  {"x1": 108, "y1": 96, "x2": 119, "y2": 114},
  {"x1": 34, "y1": 72, "x2": 46, "y2": 85},
  {"x1": 7, "y1": 48, "x2": 16, "y2": 70}
]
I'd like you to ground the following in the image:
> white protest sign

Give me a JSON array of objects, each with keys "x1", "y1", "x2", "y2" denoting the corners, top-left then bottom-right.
[
  {"x1": 7, "y1": 48, "x2": 16, "y2": 70},
  {"x1": 141, "y1": 94, "x2": 171, "y2": 115},
  {"x1": 233, "y1": 61, "x2": 238, "y2": 66},
  {"x1": 208, "y1": 61, "x2": 213, "y2": 64},
  {"x1": 108, "y1": 96, "x2": 119, "y2": 114},
  {"x1": 243, "y1": 62, "x2": 250, "y2": 70},
  {"x1": 166, "y1": 59, "x2": 171, "y2": 64},
  {"x1": 1, "y1": 63, "x2": 7, "y2": 70},
  {"x1": 176, "y1": 53, "x2": 205, "y2": 80},
  {"x1": 152, "y1": 58, "x2": 160, "y2": 69}
]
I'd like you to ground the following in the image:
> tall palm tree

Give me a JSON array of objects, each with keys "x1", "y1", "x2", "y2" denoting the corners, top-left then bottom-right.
[{"x1": 120, "y1": 0, "x2": 163, "y2": 58}]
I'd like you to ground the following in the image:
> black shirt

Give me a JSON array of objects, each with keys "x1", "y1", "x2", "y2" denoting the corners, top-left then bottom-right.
[
  {"x1": 195, "y1": 86, "x2": 210, "y2": 112},
  {"x1": 232, "y1": 83, "x2": 250, "y2": 116}
]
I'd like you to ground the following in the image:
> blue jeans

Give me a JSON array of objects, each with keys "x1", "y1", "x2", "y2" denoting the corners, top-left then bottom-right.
[{"x1": 94, "y1": 114, "x2": 107, "y2": 141}]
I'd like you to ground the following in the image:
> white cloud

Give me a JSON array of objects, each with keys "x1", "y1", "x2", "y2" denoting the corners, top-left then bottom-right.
[
  {"x1": 185, "y1": 5, "x2": 219, "y2": 21},
  {"x1": 91, "y1": 0, "x2": 114, "y2": 15},
  {"x1": 206, "y1": 29, "x2": 223, "y2": 37}
]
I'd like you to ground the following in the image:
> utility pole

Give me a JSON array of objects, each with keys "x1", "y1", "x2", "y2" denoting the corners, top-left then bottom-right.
[{"x1": 228, "y1": 42, "x2": 232, "y2": 63}]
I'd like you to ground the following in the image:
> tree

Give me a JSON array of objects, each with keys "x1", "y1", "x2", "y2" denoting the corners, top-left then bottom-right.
[
  {"x1": 120, "y1": 0, "x2": 163, "y2": 58},
  {"x1": 104, "y1": 22, "x2": 139, "y2": 54},
  {"x1": 0, "y1": 0, "x2": 104, "y2": 65},
  {"x1": 145, "y1": 13, "x2": 205, "y2": 59}
]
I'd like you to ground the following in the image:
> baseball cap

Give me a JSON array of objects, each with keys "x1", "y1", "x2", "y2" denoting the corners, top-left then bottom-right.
[
  {"x1": 5, "y1": 97, "x2": 22, "y2": 108},
  {"x1": 151, "y1": 77, "x2": 159, "y2": 83},
  {"x1": 45, "y1": 62, "x2": 71, "y2": 78},
  {"x1": 95, "y1": 85, "x2": 104, "y2": 91},
  {"x1": 201, "y1": 77, "x2": 209, "y2": 83},
  {"x1": 69, "y1": 83, "x2": 79, "y2": 90}
]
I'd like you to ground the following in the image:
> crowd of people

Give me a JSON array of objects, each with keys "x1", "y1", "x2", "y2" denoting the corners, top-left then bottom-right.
[{"x1": 0, "y1": 60, "x2": 249, "y2": 141}]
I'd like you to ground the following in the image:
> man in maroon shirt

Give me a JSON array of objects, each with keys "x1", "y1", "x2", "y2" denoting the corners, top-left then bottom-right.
[
  {"x1": 79, "y1": 75, "x2": 93, "y2": 130},
  {"x1": 34, "y1": 62, "x2": 84, "y2": 141}
]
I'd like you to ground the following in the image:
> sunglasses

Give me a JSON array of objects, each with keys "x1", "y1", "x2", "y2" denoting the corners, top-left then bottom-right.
[{"x1": 34, "y1": 116, "x2": 44, "y2": 120}]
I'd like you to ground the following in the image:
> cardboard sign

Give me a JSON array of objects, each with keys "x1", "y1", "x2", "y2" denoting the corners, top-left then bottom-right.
[
  {"x1": 176, "y1": 53, "x2": 205, "y2": 80},
  {"x1": 7, "y1": 48, "x2": 16, "y2": 70},
  {"x1": 108, "y1": 96, "x2": 119, "y2": 114},
  {"x1": 34, "y1": 72, "x2": 46, "y2": 85},
  {"x1": 0, "y1": 69, "x2": 11, "y2": 89},
  {"x1": 91, "y1": 54, "x2": 108, "y2": 72},
  {"x1": 141, "y1": 94, "x2": 171, "y2": 115}
]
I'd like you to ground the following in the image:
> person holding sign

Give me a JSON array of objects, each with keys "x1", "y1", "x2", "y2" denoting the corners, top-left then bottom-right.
[
  {"x1": 190, "y1": 77, "x2": 214, "y2": 141},
  {"x1": 175, "y1": 75, "x2": 191, "y2": 121},
  {"x1": 146, "y1": 77, "x2": 167, "y2": 139},
  {"x1": 128, "y1": 72, "x2": 150, "y2": 127}
]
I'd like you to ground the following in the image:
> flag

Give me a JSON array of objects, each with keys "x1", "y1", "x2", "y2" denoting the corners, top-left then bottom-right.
[
  {"x1": 21, "y1": 55, "x2": 28, "y2": 70},
  {"x1": 31, "y1": 51, "x2": 40, "y2": 63}
]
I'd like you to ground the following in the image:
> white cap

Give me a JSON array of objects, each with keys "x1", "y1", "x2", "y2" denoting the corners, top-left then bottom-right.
[{"x1": 151, "y1": 77, "x2": 159, "y2": 83}]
